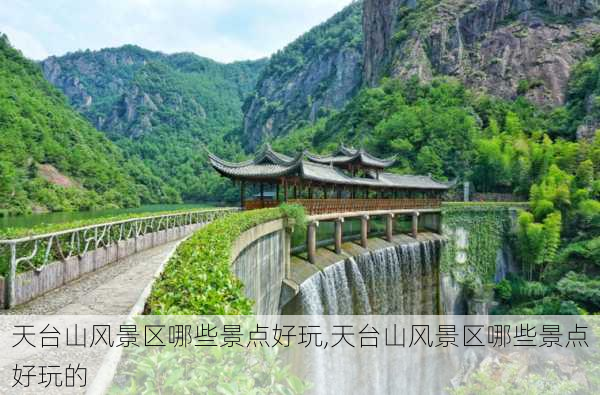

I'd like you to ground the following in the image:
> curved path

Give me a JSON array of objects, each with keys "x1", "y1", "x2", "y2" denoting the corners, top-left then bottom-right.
[{"x1": 1, "y1": 240, "x2": 180, "y2": 315}]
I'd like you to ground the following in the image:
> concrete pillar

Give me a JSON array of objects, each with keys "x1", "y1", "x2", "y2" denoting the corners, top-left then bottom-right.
[
  {"x1": 412, "y1": 212, "x2": 420, "y2": 239},
  {"x1": 307, "y1": 221, "x2": 318, "y2": 264},
  {"x1": 334, "y1": 218, "x2": 344, "y2": 254},
  {"x1": 385, "y1": 214, "x2": 394, "y2": 242},
  {"x1": 360, "y1": 215, "x2": 369, "y2": 248}
]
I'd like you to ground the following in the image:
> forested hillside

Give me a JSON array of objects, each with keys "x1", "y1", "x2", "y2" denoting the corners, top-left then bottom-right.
[
  {"x1": 42, "y1": 46, "x2": 266, "y2": 202},
  {"x1": 241, "y1": 1, "x2": 364, "y2": 149},
  {"x1": 0, "y1": 35, "x2": 174, "y2": 215},
  {"x1": 270, "y1": 0, "x2": 600, "y2": 315}
]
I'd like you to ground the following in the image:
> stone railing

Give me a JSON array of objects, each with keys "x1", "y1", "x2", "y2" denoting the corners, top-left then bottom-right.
[{"x1": 0, "y1": 208, "x2": 238, "y2": 308}]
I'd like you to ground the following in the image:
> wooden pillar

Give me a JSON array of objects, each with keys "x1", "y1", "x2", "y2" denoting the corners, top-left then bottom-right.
[
  {"x1": 240, "y1": 180, "x2": 245, "y2": 209},
  {"x1": 360, "y1": 215, "x2": 369, "y2": 248},
  {"x1": 412, "y1": 212, "x2": 419, "y2": 239},
  {"x1": 334, "y1": 218, "x2": 344, "y2": 254},
  {"x1": 307, "y1": 221, "x2": 318, "y2": 264},
  {"x1": 308, "y1": 186, "x2": 313, "y2": 199},
  {"x1": 276, "y1": 183, "x2": 280, "y2": 202},
  {"x1": 283, "y1": 179, "x2": 288, "y2": 202},
  {"x1": 260, "y1": 183, "x2": 264, "y2": 201},
  {"x1": 337, "y1": 187, "x2": 342, "y2": 199},
  {"x1": 323, "y1": 187, "x2": 328, "y2": 199},
  {"x1": 385, "y1": 214, "x2": 394, "y2": 242},
  {"x1": 293, "y1": 185, "x2": 297, "y2": 199}
]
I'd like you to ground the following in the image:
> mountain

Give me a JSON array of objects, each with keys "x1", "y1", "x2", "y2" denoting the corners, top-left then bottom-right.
[
  {"x1": 241, "y1": 1, "x2": 364, "y2": 149},
  {"x1": 42, "y1": 46, "x2": 267, "y2": 201},
  {"x1": 0, "y1": 35, "x2": 173, "y2": 215},
  {"x1": 363, "y1": 0, "x2": 600, "y2": 120},
  {"x1": 271, "y1": 0, "x2": 600, "y2": 186}
]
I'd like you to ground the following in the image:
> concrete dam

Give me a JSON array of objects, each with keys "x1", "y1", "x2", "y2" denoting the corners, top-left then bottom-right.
[{"x1": 230, "y1": 205, "x2": 519, "y2": 316}]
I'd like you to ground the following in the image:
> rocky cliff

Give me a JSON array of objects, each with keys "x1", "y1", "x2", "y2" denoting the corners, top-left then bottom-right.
[
  {"x1": 241, "y1": 1, "x2": 364, "y2": 150},
  {"x1": 42, "y1": 46, "x2": 265, "y2": 138},
  {"x1": 363, "y1": 0, "x2": 600, "y2": 107}
]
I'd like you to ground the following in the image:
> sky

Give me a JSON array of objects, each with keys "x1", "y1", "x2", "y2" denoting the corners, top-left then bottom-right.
[{"x1": 0, "y1": 0, "x2": 354, "y2": 63}]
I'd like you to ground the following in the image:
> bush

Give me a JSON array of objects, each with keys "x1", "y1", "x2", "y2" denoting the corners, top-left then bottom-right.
[
  {"x1": 145, "y1": 206, "x2": 306, "y2": 315},
  {"x1": 495, "y1": 279, "x2": 512, "y2": 302}
]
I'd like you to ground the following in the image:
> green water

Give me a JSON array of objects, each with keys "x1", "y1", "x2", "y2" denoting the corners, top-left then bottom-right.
[{"x1": 0, "y1": 203, "x2": 217, "y2": 230}]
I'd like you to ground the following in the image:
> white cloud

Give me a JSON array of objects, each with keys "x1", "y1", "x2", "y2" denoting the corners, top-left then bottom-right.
[
  {"x1": 1, "y1": 26, "x2": 49, "y2": 60},
  {"x1": 0, "y1": 0, "x2": 355, "y2": 62}
]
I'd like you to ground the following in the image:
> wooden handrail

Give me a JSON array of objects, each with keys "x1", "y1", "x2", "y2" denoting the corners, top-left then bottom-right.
[{"x1": 243, "y1": 198, "x2": 442, "y2": 215}]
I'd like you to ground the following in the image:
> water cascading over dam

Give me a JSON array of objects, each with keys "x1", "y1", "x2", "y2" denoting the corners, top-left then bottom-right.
[{"x1": 289, "y1": 236, "x2": 444, "y2": 314}]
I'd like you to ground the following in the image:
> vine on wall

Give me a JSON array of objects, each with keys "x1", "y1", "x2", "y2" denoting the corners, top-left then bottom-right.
[{"x1": 440, "y1": 205, "x2": 515, "y2": 294}]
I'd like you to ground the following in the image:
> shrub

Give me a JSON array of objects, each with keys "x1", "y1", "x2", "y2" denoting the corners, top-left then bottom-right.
[
  {"x1": 145, "y1": 206, "x2": 306, "y2": 315},
  {"x1": 495, "y1": 279, "x2": 512, "y2": 302}
]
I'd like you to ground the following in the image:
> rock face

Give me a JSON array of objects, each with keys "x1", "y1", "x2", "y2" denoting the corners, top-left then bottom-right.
[
  {"x1": 241, "y1": 2, "x2": 364, "y2": 150},
  {"x1": 42, "y1": 46, "x2": 265, "y2": 138},
  {"x1": 363, "y1": 0, "x2": 600, "y2": 107}
]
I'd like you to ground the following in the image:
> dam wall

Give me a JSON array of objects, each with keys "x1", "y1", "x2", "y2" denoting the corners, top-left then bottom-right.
[{"x1": 230, "y1": 218, "x2": 293, "y2": 315}]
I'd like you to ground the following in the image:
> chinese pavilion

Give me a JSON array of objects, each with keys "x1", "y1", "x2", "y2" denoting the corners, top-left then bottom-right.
[{"x1": 208, "y1": 144, "x2": 450, "y2": 215}]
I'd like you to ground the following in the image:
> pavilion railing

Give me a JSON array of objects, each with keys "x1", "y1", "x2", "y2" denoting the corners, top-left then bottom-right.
[
  {"x1": 0, "y1": 208, "x2": 238, "y2": 308},
  {"x1": 243, "y1": 200, "x2": 281, "y2": 210},
  {"x1": 287, "y1": 198, "x2": 442, "y2": 215}
]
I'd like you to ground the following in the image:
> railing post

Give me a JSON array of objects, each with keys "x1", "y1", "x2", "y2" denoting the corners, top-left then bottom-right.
[
  {"x1": 5, "y1": 242, "x2": 17, "y2": 309},
  {"x1": 284, "y1": 219, "x2": 294, "y2": 279},
  {"x1": 412, "y1": 212, "x2": 420, "y2": 239},
  {"x1": 307, "y1": 221, "x2": 318, "y2": 264},
  {"x1": 385, "y1": 213, "x2": 394, "y2": 242},
  {"x1": 360, "y1": 215, "x2": 369, "y2": 248},
  {"x1": 334, "y1": 218, "x2": 344, "y2": 254}
]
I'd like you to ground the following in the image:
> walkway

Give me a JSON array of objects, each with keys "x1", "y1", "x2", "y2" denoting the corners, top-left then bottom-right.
[{"x1": 1, "y1": 240, "x2": 180, "y2": 315}]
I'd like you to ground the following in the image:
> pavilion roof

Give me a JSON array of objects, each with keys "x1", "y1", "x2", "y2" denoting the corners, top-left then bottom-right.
[
  {"x1": 304, "y1": 144, "x2": 396, "y2": 168},
  {"x1": 207, "y1": 145, "x2": 449, "y2": 190}
]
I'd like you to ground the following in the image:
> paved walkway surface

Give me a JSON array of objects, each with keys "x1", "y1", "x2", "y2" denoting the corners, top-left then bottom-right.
[{"x1": 1, "y1": 240, "x2": 180, "y2": 315}]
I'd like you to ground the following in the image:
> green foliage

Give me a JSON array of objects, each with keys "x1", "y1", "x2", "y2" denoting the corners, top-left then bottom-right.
[
  {"x1": 111, "y1": 317, "x2": 310, "y2": 395},
  {"x1": 0, "y1": 35, "x2": 170, "y2": 214},
  {"x1": 495, "y1": 279, "x2": 512, "y2": 302},
  {"x1": 440, "y1": 206, "x2": 511, "y2": 293},
  {"x1": 566, "y1": 52, "x2": 600, "y2": 135},
  {"x1": 450, "y1": 361, "x2": 581, "y2": 395},
  {"x1": 516, "y1": 78, "x2": 544, "y2": 95},
  {"x1": 576, "y1": 159, "x2": 595, "y2": 189},
  {"x1": 516, "y1": 211, "x2": 562, "y2": 280},
  {"x1": 145, "y1": 206, "x2": 306, "y2": 315},
  {"x1": 44, "y1": 45, "x2": 266, "y2": 204},
  {"x1": 556, "y1": 272, "x2": 600, "y2": 311}
]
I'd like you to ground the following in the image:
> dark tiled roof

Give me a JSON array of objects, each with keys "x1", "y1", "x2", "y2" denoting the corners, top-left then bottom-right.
[
  {"x1": 304, "y1": 144, "x2": 396, "y2": 168},
  {"x1": 208, "y1": 147, "x2": 448, "y2": 190}
]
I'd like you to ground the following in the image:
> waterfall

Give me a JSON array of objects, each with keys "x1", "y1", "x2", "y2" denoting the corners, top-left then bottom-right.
[
  {"x1": 283, "y1": 236, "x2": 467, "y2": 394},
  {"x1": 295, "y1": 237, "x2": 443, "y2": 315}
]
